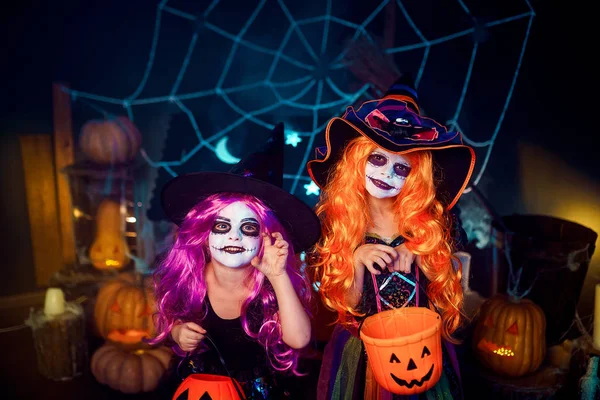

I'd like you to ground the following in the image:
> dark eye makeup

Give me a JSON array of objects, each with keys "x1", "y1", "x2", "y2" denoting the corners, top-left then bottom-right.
[
  {"x1": 211, "y1": 221, "x2": 231, "y2": 234},
  {"x1": 241, "y1": 222, "x2": 260, "y2": 237},
  {"x1": 393, "y1": 163, "x2": 411, "y2": 177},
  {"x1": 368, "y1": 152, "x2": 411, "y2": 178},
  {"x1": 367, "y1": 153, "x2": 387, "y2": 167}
]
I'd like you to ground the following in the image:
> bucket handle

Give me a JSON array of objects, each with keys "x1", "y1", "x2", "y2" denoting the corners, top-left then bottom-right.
[{"x1": 176, "y1": 332, "x2": 246, "y2": 400}]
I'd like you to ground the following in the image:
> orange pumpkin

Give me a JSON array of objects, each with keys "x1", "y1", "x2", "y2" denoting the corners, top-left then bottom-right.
[
  {"x1": 473, "y1": 294, "x2": 546, "y2": 377},
  {"x1": 173, "y1": 374, "x2": 246, "y2": 400},
  {"x1": 91, "y1": 342, "x2": 171, "y2": 393},
  {"x1": 94, "y1": 272, "x2": 155, "y2": 345},
  {"x1": 360, "y1": 307, "x2": 442, "y2": 395},
  {"x1": 89, "y1": 199, "x2": 130, "y2": 270},
  {"x1": 80, "y1": 116, "x2": 142, "y2": 164}
]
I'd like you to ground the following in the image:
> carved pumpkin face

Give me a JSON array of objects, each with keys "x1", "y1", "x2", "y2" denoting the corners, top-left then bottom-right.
[
  {"x1": 172, "y1": 374, "x2": 245, "y2": 400},
  {"x1": 94, "y1": 273, "x2": 155, "y2": 346},
  {"x1": 360, "y1": 307, "x2": 442, "y2": 395},
  {"x1": 388, "y1": 344, "x2": 435, "y2": 390},
  {"x1": 89, "y1": 199, "x2": 130, "y2": 270},
  {"x1": 90, "y1": 234, "x2": 129, "y2": 269},
  {"x1": 473, "y1": 294, "x2": 546, "y2": 377}
]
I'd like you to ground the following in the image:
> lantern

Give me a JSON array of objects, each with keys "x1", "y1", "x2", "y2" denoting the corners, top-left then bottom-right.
[
  {"x1": 94, "y1": 272, "x2": 155, "y2": 345},
  {"x1": 79, "y1": 116, "x2": 142, "y2": 165},
  {"x1": 472, "y1": 294, "x2": 546, "y2": 377},
  {"x1": 172, "y1": 374, "x2": 246, "y2": 400},
  {"x1": 89, "y1": 199, "x2": 130, "y2": 270},
  {"x1": 91, "y1": 342, "x2": 171, "y2": 393},
  {"x1": 360, "y1": 307, "x2": 442, "y2": 395}
]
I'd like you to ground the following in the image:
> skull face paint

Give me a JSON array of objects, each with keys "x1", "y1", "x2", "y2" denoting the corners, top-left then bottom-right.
[
  {"x1": 208, "y1": 202, "x2": 260, "y2": 268},
  {"x1": 365, "y1": 147, "x2": 412, "y2": 199}
]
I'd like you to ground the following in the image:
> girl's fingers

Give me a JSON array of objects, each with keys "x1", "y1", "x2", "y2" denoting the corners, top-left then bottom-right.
[
  {"x1": 186, "y1": 322, "x2": 206, "y2": 334},
  {"x1": 375, "y1": 245, "x2": 399, "y2": 258},
  {"x1": 274, "y1": 239, "x2": 289, "y2": 249},
  {"x1": 271, "y1": 232, "x2": 284, "y2": 241},
  {"x1": 372, "y1": 250, "x2": 393, "y2": 265},
  {"x1": 186, "y1": 332, "x2": 204, "y2": 341},
  {"x1": 262, "y1": 232, "x2": 272, "y2": 247},
  {"x1": 392, "y1": 257, "x2": 401, "y2": 272},
  {"x1": 366, "y1": 263, "x2": 381, "y2": 275},
  {"x1": 401, "y1": 256, "x2": 411, "y2": 273}
]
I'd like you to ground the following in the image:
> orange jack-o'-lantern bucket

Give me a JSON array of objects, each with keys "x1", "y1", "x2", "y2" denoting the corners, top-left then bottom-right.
[
  {"x1": 172, "y1": 334, "x2": 247, "y2": 400},
  {"x1": 172, "y1": 374, "x2": 245, "y2": 400},
  {"x1": 360, "y1": 307, "x2": 442, "y2": 395}
]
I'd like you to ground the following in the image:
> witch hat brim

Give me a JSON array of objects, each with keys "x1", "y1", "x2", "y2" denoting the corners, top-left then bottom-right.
[
  {"x1": 161, "y1": 123, "x2": 321, "y2": 252},
  {"x1": 307, "y1": 101, "x2": 476, "y2": 210}
]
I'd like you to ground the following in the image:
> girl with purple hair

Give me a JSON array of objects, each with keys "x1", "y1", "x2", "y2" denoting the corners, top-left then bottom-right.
[{"x1": 150, "y1": 124, "x2": 321, "y2": 399}]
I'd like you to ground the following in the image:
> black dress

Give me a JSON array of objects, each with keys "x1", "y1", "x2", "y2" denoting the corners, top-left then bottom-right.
[{"x1": 173, "y1": 298, "x2": 290, "y2": 399}]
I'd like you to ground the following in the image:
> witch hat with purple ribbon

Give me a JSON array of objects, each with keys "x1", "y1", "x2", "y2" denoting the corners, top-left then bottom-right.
[{"x1": 307, "y1": 76, "x2": 475, "y2": 209}]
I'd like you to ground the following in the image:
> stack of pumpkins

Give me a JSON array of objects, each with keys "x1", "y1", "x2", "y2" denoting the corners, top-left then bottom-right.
[
  {"x1": 91, "y1": 272, "x2": 172, "y2": 394},
  {"x1": 80, "y1": 116, "x2": 143, "y2": 272}
]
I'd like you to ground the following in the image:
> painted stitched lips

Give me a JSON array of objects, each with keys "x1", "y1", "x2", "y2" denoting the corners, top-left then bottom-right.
[
  {"x1": 368, "y1": 177, "x2": 395, "y2": 190},
  {"x1": 218, "y1": 246, "x2": 248, "y2": 254}
]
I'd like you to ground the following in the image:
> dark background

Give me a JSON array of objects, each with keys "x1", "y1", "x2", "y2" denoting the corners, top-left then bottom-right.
[{"x1": 1, "y1": 0, "x2": 597, "y2": 312}]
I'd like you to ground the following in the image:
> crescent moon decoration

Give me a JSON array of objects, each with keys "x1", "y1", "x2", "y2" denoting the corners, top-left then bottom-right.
[{"x1": 215, "y1": 136, "x2": 241, "y2": 164}]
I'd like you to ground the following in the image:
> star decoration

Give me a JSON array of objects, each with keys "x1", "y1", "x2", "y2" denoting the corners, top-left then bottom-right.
[
  {"x1": 285, "y1": 132, "x2": 302, "y2": 147},
  {"x1": 304, "y1": 181, "x2": 320, "y2": 196}
]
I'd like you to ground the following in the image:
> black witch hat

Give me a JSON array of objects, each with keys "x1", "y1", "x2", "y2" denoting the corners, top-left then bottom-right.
[
  {"x1": 307, "y1": 76, "x2": 475, "y2": 209},
  {"x1": 161, "y1": 123, "x2": 321, "y2": 252}
]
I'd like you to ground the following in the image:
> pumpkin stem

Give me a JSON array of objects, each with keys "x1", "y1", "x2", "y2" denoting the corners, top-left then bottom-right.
[{"x1": 507, "y1": 293, "x2": 520, "y2": 303}]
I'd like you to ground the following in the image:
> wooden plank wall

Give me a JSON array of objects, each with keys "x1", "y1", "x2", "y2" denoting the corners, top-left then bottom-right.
[
  {"x1": 18, "y1": 135, "x2": 63, "y2": 287},
  {"x1": 52, "y1": 83, "x2": 76, "y2": 267}
]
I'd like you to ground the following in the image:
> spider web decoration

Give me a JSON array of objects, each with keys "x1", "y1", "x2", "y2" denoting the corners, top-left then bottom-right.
[{"x1": 62, "y1": 0, "x2": 535, "y2": 221}]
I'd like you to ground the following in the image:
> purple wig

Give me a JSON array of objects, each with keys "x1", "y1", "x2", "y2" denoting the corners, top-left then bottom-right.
[{"x1": 150, "y1": 192, "x2": 312, "y2": 374}]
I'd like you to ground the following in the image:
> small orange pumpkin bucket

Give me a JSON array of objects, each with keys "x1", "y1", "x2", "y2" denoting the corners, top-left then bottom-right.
[
  {"x1": 360, "y1": 307, "x2": 442, "y2": 395},
  {"x1": 173, "y1": 334, "x2": 247, "y2": 400},
  {"x1": 172, "y1": 374, "x2": 245, "y2": 399}
]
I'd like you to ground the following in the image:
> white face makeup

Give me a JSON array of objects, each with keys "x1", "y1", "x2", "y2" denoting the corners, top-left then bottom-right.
[
  {"x1": 365, "y1": 147, "x2": 412, "y2": 199},
  {"x1": 208, "y1": 202, "x2": 261, "y2": 268}
]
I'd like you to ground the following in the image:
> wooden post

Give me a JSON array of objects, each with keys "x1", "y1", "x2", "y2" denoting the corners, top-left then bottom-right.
[
  {"x1": 19, "y1": 135, "x2": 63, "y2": 287},
  {"x1": 52, "y1": 83, "x2": 76, "y2": 267}
]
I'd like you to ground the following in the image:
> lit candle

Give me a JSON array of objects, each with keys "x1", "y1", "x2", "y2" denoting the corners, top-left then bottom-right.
[
  {"x1": 44, "y1": 287, "x2": 65, "y2": 317},
  {"x1": 594, "y1": 284, "x2": 600, "y2": 350}
]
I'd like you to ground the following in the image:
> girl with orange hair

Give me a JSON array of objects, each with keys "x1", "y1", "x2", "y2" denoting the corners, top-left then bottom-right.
[{"x1": 307, "y1": 78, "x2": 475, "y2": 399}]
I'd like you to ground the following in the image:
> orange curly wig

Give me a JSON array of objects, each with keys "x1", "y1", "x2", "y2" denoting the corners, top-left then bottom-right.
[{"x1": 312, "y1": 136, "x2": 464, "y2": 342}]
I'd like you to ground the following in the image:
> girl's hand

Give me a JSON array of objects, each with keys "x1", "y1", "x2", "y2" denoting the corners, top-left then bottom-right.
[
  {"x1": 353, "y1": 244, "x2": 399, "y2": 275},
  {"x1": 251, "y1": 232, "x2": 289, "y2": 279},
  {"x1": 393, "y1": 243, "x2": 416, "y2": 273},
  {"x1": 171, "y1": 321, "x2": 206, "y2": 352}
]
